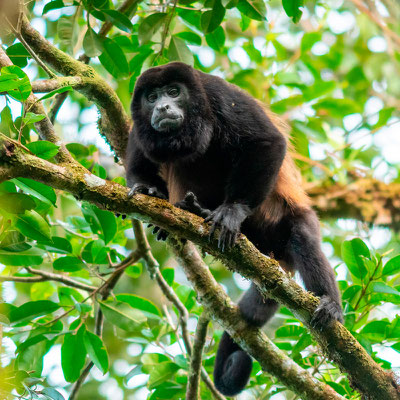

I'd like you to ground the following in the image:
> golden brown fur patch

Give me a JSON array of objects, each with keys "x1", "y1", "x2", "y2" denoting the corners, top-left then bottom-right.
[{"x1": 254, "y1": 106, "x2": 311, "y2": 224}]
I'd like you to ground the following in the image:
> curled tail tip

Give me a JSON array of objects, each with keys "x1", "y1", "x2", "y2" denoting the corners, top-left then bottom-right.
[{"x1": 213, "y1": 349, "x2": 253, "y2": 396}]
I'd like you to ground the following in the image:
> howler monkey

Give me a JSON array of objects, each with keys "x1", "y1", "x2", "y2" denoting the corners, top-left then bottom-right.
[{"x1": 127, "y1": 62, "x2": 343, "y2": 396}]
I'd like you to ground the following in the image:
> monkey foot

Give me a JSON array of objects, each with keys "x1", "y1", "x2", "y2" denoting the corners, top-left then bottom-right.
[
  {"x1": 127, "y1": 183, "x2": 166, "y2": 200},
  {"x1": 175, "y1": 192, "x2": 211, "y2": 218},
  {"x1": 310, "y1": 295, "x2": 343, "y2": 330}
]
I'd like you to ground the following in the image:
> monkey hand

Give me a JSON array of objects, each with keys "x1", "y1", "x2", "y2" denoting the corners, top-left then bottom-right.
[
  {"x1": 149, "y1": 192, "x2": 211, "y2": 242},
  {"x1": 127, "y1": 183, "x2": 166, "y2": 200},
  {"x1": 175, "y1": 192, "x2": 211, "y2": 218},
  {"x1": 310, "y1": 295, "x2": 343, "y2": 330},
  {"x1": 205, "y1": 203, "x2": 251, "y2": 251}
]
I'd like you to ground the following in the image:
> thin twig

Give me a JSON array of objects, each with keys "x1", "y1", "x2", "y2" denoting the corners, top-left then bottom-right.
[
  {"x1": 4, "y1": 11, "x2": 56, "y2": 78},
  {"x1": 0, "y1": 270, "x2": 96, "y2": 292},
  {"x1": 24, "y1": 267, "x2": 96, "y2": 292},
  {"x1": 186, "y1": 313, "x2": 210, "y2": 400}
]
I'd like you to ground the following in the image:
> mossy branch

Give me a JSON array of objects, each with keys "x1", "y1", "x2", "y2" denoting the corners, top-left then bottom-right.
[
  {"x1": 19, "y1": 15, "x2": 130, "y2": 162},
  {"x1": 0, "y1": 134, "x2": 399, "y2": 400}
]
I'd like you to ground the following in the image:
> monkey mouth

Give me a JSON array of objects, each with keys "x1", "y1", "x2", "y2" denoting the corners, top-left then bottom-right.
[{"x1": 154, "y1": 115, "x2": 183, "y2": 132}]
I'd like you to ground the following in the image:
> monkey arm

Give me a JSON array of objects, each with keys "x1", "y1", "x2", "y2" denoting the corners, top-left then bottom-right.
[
  {"x1": 206, "y1": 134, "x2": 286, "y2": 250},
  {"x1": 126, "y1": 142, "x2": 168, "y2": 199},
  {"x1": 224, "y1": 134, "x2": 287, "y2": 208}
]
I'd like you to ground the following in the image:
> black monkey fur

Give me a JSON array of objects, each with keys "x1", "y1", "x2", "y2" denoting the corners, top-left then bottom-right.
[{"x1": 127, "y1": 62, "x2": 343, "y2": 396}]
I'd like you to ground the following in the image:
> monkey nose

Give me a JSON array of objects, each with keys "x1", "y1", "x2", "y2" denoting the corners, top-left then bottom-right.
[{"x1": 157, "y1": 103, "x2": 170, "y2": 112}]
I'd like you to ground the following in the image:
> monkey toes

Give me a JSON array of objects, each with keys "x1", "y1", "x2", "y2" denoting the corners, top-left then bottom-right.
[
  {"x1": 310, "y1": 295, "x2": 344, "y2": 330},
  {"x1": 127, "y1": 183, "x2": 166, "y2": 200}
]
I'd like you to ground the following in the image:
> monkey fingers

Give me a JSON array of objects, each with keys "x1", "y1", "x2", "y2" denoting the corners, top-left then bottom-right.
[
  {"x1": 218, "y1": 227, "x2": 238, "y2": 252},
  {"x1": 310, "y1": 295, "x2": 343, "y2": 330},
  {"x1": 128, "y1": 183, "x2": 166, "y2": 200},
  {"x1": 175, "y1": 192, "x2": 211, "y2": 218}
]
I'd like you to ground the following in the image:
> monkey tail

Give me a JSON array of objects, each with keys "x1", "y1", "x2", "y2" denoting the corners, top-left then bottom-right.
[
  {"x1": 213, "y1": 332, "x2": 253, "y2": 396},
  {"x1": 214, "y1": 285, "x2": 279, "y2": 395}
]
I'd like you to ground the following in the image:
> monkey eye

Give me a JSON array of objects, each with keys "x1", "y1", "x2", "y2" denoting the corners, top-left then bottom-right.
[
  {"x1": 147, "y1": 92, "x2": 157, "y2": 103},
  {"x1": 167, "y1": 87, "x2": 180, "y2": 97}
]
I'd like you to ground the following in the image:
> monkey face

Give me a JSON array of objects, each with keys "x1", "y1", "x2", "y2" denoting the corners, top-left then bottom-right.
[{"x1": 142, "y1": 83, "x2": 188, "y2": 132}]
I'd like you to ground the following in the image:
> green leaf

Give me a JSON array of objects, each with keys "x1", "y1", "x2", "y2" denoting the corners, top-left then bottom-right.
[
  {"x1": 57, "y1": 17, "x2": 74, "y2": 48},
  {"x1": 148, "y1": 362, "x2": 180, "y2": 389},
  {"x1": 43, "y1": 0, "x2": 65, "y2": 14},
  {"x1": 100, "y1": 299, "x2": 147, "y2": 331},
  {"x1": 201, "y1": 0, "x2": 225, "y2": 33},
  {"x1": 125, "y1": 263, "x2": 142, "y2": 278},
  {"x1": 282, "y1": 0, "x2": 303, "y2": 23},
  {"x1": 1, "y1": 66, "x2": 32, "y2": 101},
  {"x1": 0, "y1": 231, "x2": 31, "y2": 252},
  {"x1": 205, "y1": 26, "x2": 225, "y2": 51},
  {"x1": 372, "y1": 107, "x2": 395, "y2": 130},
  {"x1": 66, "y1": 143, "x2": 89, "y2": 158},
  {"x1": 9, "y1": 300, "x2": 60, "y2": 324},
  {"x1": 102, "y1": 9, "x2": 133, "y2": 32},
  {"x1": 301, "y1": 32, "x2": 321, "y2": 53},
  {"x1": 99, "y1": 38, "x2": 129, "y2": 78},
  {"x1": 382, "y1": 255, "x2": 400, "y2": 276},
  {"x1": 53, "y1": 256, "x2": 85, "y2": 272},
  {"x1": 313, "y1": 98, "x2": 362, "y2": 118},
  {"x1": 175, "y1": 285, "x2": 196, "y2": 310},
  {"x1": 116, "y1": 294, "x2": 162, "y2": 319},
  {"x1": 0, "y1": 73, "x2": 23, "y2": 92},
  {"x1": 275, "y1": 324, "x2": 305, "y2": 338},
  {"x1": 372, "y1": 282, "x2": 400, "y2": 297},
  {"x1": 168, "y1": 37, "x2": 194, "y2": 65},
  {"x1": 81, "y1": 203, "x2": 117, "y2": 244},
  {"x1": 26, "y1": 141, "x2": 60, "y2": 160},
  {"x1": 0, "y1": 248, "x2": 43, "y2": 266},
  {"x1": 341, "y1": 239, "x2": 370, "y2": 279},
  {"x1": 36, "y1": 85, "x2": 73, "y2": 102},
  {"x1": 84, "y1": 331, "x2": 109, "y2": 374},
  {"x1": 360, "y1": 320, "x2": 389, "y2": 341},
  {"x1": 22, "y1": 112, "x2": 46, "y2": 125},
  {"x1": 175, "y1": 32, "x2": 202, "y2": 46},
  {"x1": 0, "y1": 193, "x2": 35, "y2": 214},
  {"x1": 82, "y1": 239, "x2": 108, "y2": 264},
  {"x1": 14, "y1": 210, "x2": 51, "y2": 242},
  {"x1": 58, "y1": 287, "x2": 84, "y2": 307},
  {"x1": 83, "y1": 28, "x2": 103, "y2": 57},
  {"x1": 240, "y1": 13, "x2": 251, "y2": 31},
  {"x1": 38, "y1": 236, "x2": 73, "y2": 254},
  {"x1": 138, "y1": 13, "x2": 167, "y2": 45},
  {"x1": 40, "y1": 388, "x2": 65, "y2": 400},
  {"x1": 6, "y1": 43, "x2": 30, "y2": 68},
  {"x1": 13, "y1": 178, "x2": 57, "y2": 206},
  {"x1": 61, "y1": 323, "x2": 87, "y2": 382},
  {"x1": 161, "y1": 268, "x2": 174, "y2": 286},
  {"x1": 236, "y1": 0, "x2": 266, "y2": 21}
]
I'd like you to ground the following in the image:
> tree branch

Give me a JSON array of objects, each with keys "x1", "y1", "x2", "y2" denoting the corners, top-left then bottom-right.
[
  {"x1": 10, "y1": 267, "x2": 96, "y2": 292},
  {"x1": 309, "y1": 179, "x2": 400, "y2": 229},
  {"x1": 132, "y1": 219, "x2": 225, "y2": 400},
  {"x1": 170, "y1": 239, "x2": 344, "y2": 400},
  {"x1": 186, "y1": 313, "x2": 210, "y2": 400},
  {"x1": 0, "y1": 46, "x2": 75, "y2": 164},
  {"x1": 31, "y1": 77, "x2": 84, "y2": 93},
  {"x1": 19, "y1": 15, "x2": 130, "y2": 162},
  {"x1": 0, "y1": 134, "x2": 398, "y2": 399}
]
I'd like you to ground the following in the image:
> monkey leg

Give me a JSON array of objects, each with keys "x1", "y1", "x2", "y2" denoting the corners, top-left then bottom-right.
[
  {"x1": 214, "y1": 284, "x2": 279, "y2": 396},
  {"x1": 284, "y1": 209, "x2": 343, "y2": 328}
]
